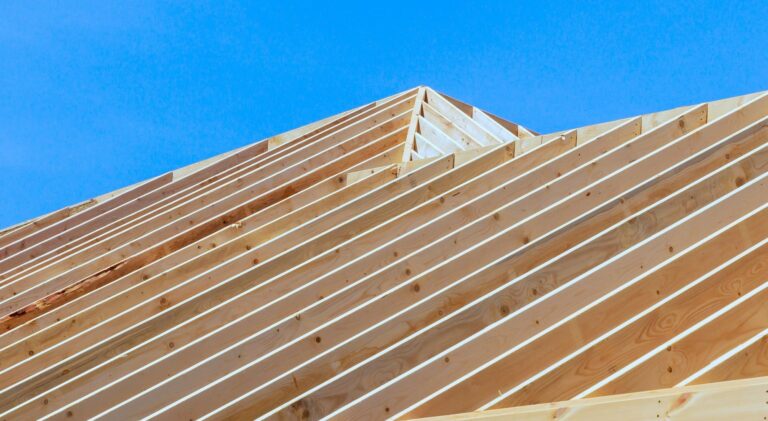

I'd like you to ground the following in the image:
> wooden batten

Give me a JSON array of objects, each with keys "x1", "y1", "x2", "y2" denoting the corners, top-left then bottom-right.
[{"x1": 1, "y1": 86, "x2": 767, "y2": 421}]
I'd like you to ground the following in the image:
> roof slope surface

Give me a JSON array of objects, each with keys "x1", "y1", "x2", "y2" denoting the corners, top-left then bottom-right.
[{"x1": 0, "y1": 86, "x2": 767, "y2": 420}]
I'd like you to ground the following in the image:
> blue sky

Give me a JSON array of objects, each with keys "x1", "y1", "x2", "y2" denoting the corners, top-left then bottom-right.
[{"x1": 1, "y1": 1, "x2": 767, "y2": 228}]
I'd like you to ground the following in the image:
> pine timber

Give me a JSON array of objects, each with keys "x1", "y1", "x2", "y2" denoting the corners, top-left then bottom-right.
[{"x1": 1, "y1": 86, "x2": 768, "y2": 420}]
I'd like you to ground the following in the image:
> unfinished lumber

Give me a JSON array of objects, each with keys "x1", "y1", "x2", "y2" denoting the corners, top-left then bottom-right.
[{"x1": 1, "y1": 86, "x2": 767, "y2": 421}]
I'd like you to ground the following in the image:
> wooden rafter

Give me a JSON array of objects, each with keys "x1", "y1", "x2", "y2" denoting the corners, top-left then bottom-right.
[{"x1": 0, "y1": 86, "x2": 767, "y2": 420}]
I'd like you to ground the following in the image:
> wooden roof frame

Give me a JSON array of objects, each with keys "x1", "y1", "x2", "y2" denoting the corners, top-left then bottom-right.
[{"x1": 0, "y1": 86, "x2": 767, "y2": 420}]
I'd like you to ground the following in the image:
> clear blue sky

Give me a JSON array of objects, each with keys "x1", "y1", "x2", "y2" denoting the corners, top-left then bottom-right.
[{"x1": 2, "y1": 1, "x2": 767, "y2": 228}]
